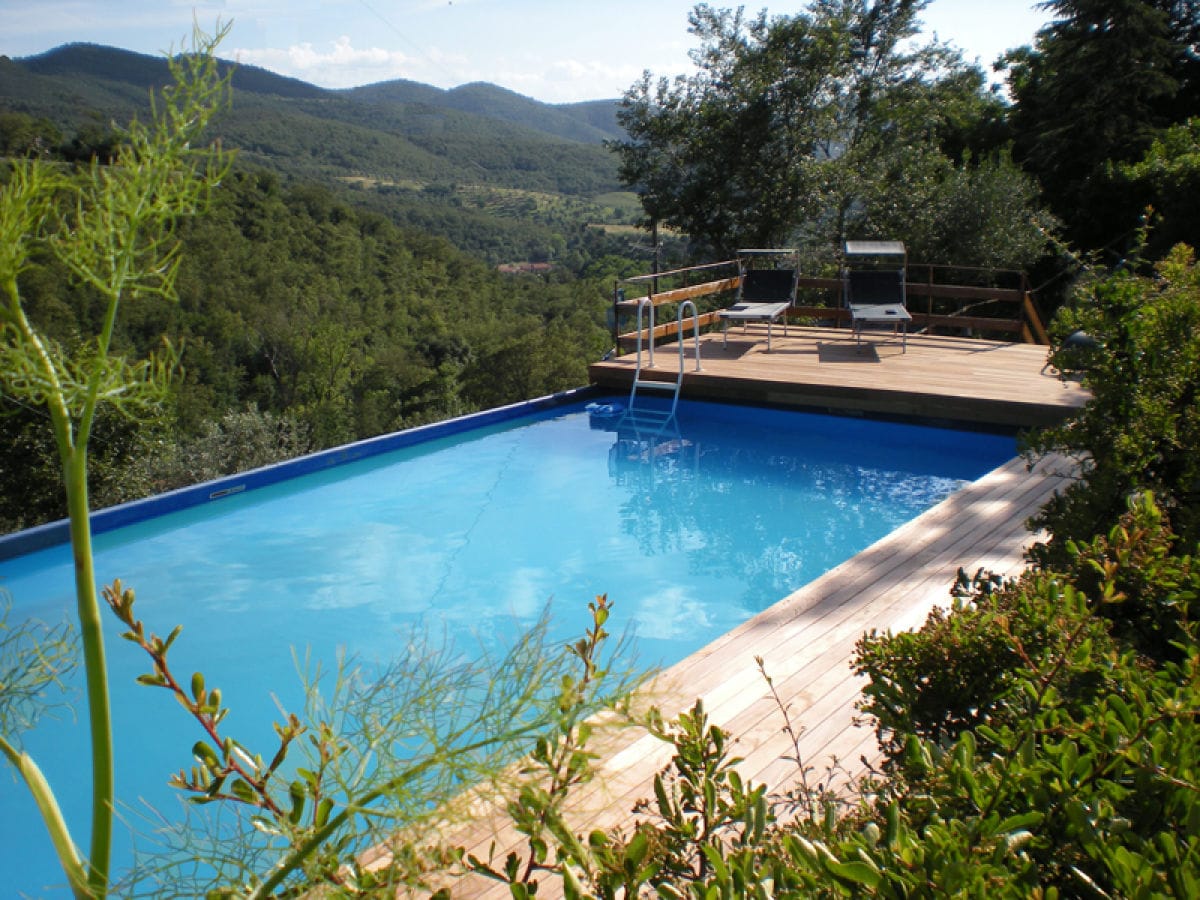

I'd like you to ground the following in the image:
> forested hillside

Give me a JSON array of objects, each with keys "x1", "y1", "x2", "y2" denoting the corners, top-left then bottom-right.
[
  {"x1": 345, "y1": 80, "x2": 624, "y2": 144},
  {"x1": 0, "y1": 44, "x2": 627, "y2": 263}
]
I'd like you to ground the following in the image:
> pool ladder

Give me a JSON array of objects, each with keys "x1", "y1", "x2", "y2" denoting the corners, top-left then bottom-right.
[{"x1": 627, "y1": 298, "x2": 702, "y2": 426}]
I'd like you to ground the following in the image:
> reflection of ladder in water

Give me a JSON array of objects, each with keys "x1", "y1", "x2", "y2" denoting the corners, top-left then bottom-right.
[
  {"x1": 608, "y1": 406, "x2": 699, "y2": 494},
  {"x1": 609, "y1": 408, "x2": 684, "y2": 483},
  {"x1": 628, "y1": 298, "x2": 702, "y2": 425}
]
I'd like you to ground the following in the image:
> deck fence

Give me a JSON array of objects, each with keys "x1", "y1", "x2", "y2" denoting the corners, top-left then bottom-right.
[{"x1": 613, "y1": 259, "x2": 1050, "y2": 352}]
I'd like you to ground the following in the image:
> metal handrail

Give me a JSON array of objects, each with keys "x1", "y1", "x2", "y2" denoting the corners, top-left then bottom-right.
[
  {"x1": 635, "y1": 295, "x2": 656, "y2": 368},
  {"x1": 678, "y1": 300, "x2": 703, "y2": 373}
]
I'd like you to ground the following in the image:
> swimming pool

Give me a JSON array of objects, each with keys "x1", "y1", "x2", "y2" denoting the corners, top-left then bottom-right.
[{"x1": 0, "y1": 395, "x2": 1015, "y2": 893}]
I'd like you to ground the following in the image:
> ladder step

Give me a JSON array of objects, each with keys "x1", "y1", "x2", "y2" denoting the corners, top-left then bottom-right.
[
  {"x1": 632, "y1": 379, "x2": 680, "y2": 391},
  {"x1": 625, "y1": 408, "x2": 674, "y2": 421}
]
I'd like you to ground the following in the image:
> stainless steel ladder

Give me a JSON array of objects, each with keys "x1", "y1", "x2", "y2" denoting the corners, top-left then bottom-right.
[{"x1": 627, "y1": 298, "x2": 702, "y2": 425}]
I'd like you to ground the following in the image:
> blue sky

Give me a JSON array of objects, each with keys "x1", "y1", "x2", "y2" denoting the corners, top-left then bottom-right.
[{"x1": 1, "y1": 1, "x2": 1049, "y2": 103}]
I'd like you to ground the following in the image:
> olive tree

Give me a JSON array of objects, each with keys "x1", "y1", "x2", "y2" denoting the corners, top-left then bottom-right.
[{"x1": 612, "y1": 1, "x2": 1050, "y2": 267}]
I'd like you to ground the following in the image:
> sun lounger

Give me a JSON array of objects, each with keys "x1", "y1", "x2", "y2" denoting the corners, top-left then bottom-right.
[
  {"x1": 843, "y1": 241, "x2": 911, "y2": 353},
  {"x1": 719, "y1": 251, "x2": 799, "y2": 352}
]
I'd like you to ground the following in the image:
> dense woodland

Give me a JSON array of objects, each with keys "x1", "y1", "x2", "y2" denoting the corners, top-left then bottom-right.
[{"x1": 3, "y1": 2, "x2": 1200, "y2": 897}]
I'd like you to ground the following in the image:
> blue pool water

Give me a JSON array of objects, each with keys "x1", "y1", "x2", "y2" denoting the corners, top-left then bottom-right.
[{"x1": 0, "y1": 397, "x2": 1015, "y2": 894}]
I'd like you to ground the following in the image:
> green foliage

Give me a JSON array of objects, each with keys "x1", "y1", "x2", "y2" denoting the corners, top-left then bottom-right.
[
  {"x1": 464, "y1": 596, "x2": 633, "y2": 894},
  {"x1": 874, "y1": 150, "x2": 1058, "y2": 269},
  {"x1": 860, "y1": 492, "x2": 1197, "y2": 765},
  {"x1": 477, "y1": 696, "x2": 785, "y2": 900},
  {"x1": 853, "y1": 503, "x2": 1200, "y2": 896},
  {"x1": 0, "y1": 592, "x2": 77, "y2": 743},
  {"x1": 104, "y1": 587, "x2": 639, "y2": 896},
  {"x1": 1028, "y1": 243, "x2": 1200, "y2": 556},
  {"x1": 1003, "y1": 0, "x2": 1200, "y2": 254},
  {"x1": 855, "y1": 578, "x2": 1058, "y2": 765},
  {"x1": 129, "y1": 405, "x2": 314, "y2": 496},
  {"x1": 0, "y1": 110, "x2": 62, "y2": 158},
  {"x1": 632, "y1": 700, "x2": 770, "y2": 886},
  {"x1": 0, "y1": 402, "x2": 174, "y2": 532},
  {"x1": 162, "y1": 172, "x2": 611, "y2": 439},
  {"x1": 612, "y1": 1, "x2": 1052, "y2": 266},
  {"x1": 1119, "y1": 117, "x2": 1200, "y2": 256}
]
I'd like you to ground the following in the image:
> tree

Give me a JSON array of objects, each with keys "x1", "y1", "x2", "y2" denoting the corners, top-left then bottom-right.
[
  {"x1": 873, "y1": 149, "x2": 1058, "y2": 267},
  {"x1": 612, "y1": 1, "x2": 1050, "y2": 267},
  {"x1": 1003, "y1": 0, "x2": 1200, "y2": 255},
  {"x1": 0, "y1": 111, "x2": 62, "y2": 159},
  {"x1": 1118, "y1": 116, "x2": 1200, "y2": 256}
]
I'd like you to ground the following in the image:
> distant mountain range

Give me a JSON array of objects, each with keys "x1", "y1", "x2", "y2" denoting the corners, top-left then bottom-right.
[{"x1": 0, "y1": 43, "x2": 626, "y2": 195}]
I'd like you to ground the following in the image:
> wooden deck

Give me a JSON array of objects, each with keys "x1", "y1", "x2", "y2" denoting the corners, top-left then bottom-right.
[
  {"x1": 589, "y1": 325, "x2": 1086, "y2": 429},
  {"x1": 391, "y1": 329, "x2": 1086, "y2": 895}
]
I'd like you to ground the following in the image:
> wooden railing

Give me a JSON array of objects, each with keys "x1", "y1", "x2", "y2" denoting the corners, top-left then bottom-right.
[
  {"x1": 613, "y1": 261, "x2": 740, "y2": 350},
  {"x1": 613, "y1": 260, "x2": 1050, "y2": 351}
]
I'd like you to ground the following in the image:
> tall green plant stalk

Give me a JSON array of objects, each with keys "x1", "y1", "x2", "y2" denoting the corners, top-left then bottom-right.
[{"x1": 0, "y1": 25, "x2": 232, "y2": 896}]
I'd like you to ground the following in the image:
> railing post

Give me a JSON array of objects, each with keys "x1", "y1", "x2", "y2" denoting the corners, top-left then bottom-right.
[
  {"x1": 926, "y1": 264, "x2": 933, "y2": 322},
  {"x1": 611, "y1": 283, "x2": 624, "y2": 352},
  {"x1": 1021, "y1": 272, "x2": 1050, "y2": 345},
  {"x1": 679, "y1": 300, "x2": 702, "y2": 372},
  {"x1": 637, "y1": 296, "x2": 656, "y2": 368}
]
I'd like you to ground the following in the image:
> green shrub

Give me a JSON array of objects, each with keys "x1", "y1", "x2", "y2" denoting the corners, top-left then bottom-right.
[
  {"x1": 853, "y1": 573, "x2": 1114, "y2": 771},
  {"x1": 1028, "y1": 243, "x2": 1200, "y2": 558}
]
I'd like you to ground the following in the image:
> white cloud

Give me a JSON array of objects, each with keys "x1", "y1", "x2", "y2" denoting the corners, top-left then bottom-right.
[
  {"x1": 631, "y1": 585, "x2": 713, "y2": 641},
  {"x1": 230, "y1": 33, "x2": 644, "y2": 100},
  {"x1": 515, "y1": 57, "x2": 649, "y2": 103},
  {"x1": 233, "y1": 36, "x2": 415, "y2": 88}
]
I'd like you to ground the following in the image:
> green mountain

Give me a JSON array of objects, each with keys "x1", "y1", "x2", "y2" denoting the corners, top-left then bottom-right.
[
  {"x1": 1, "y1": 43, "x2": 624, "y2": 195},
  {"x1": 346, "y1": 80, "x2": 623, "y2": 144}
]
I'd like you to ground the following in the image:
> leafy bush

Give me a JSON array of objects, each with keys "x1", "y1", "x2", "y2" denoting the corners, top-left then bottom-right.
[
  {"x1": 846, "y1": 493, "x2": 1200, "y2": 896},
  {"x1": 131, "y1": 404, "x2": 314, "y2": 494},
  {"x1": 853, "y1": 569, "x2": 1114, "y2": 770},
  {"x1": 1028, "y1": 243, "x2": 1200, "y2": 557}
]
